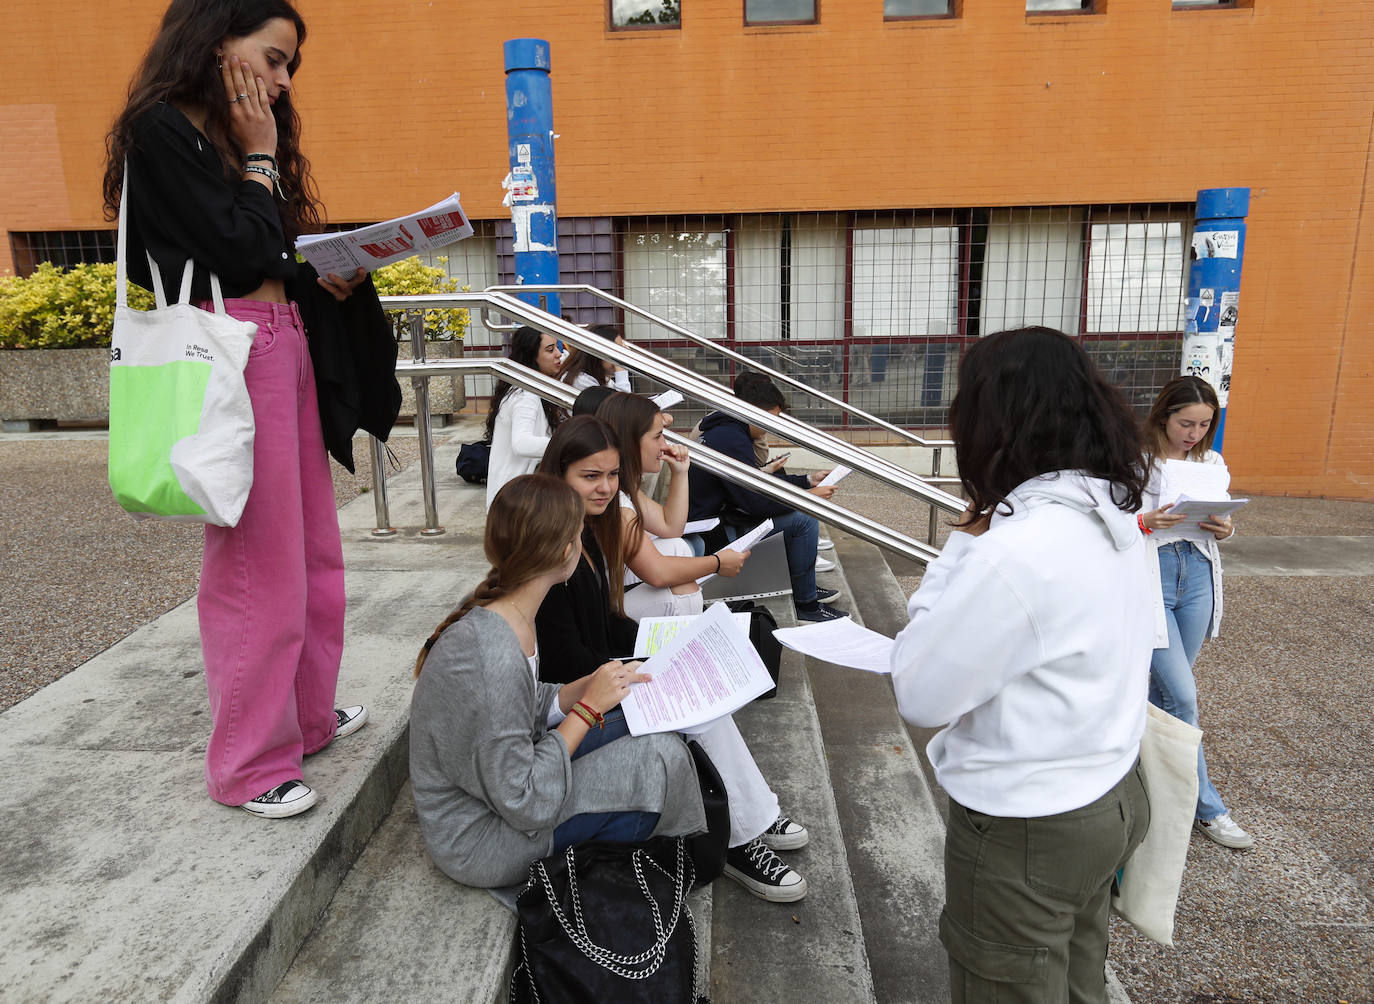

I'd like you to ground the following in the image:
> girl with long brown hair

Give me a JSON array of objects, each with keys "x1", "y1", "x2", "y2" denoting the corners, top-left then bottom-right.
[
  {"x1": 1137, "y1": 375, "x2": 1253, "y2": 850},
  {"x1": 103, "y1": 0, "x2": 399, "y2": 817},
  {"x1": 409, "y1": 475, "x2": 706, "y2": 889}
]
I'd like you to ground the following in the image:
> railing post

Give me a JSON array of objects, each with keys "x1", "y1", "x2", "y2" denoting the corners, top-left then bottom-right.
[
  {"x1": 409, "y1": 312, "x2": 445, "y2": 536},
  {"x1": 368, "y1": 435, "x2": 396, "y2": 537},
  {"x1": 927, "y1": 446, "x2": 943, "y2": 546}
]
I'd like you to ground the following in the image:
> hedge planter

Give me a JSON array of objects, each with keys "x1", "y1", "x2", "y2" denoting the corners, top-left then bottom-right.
[{"x1": 0, "y1": 348, "x2": 109, "y2": 428}]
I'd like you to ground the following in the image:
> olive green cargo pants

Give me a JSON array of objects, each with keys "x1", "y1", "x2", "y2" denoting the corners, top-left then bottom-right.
[{"x1": 941, "y1": 763, "x2": 1149, "y2": 1004}]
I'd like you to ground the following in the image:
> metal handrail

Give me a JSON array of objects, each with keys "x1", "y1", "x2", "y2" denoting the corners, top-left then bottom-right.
[
  {"x1": 478, "y1": 283, "x2": 956, "y2": 451},
  {"x1": 370, "y1": 287, "x2": 961, "y2": 560},
  {"x1": 381, "y1": 355, "x2": 943, "y2": 566}
]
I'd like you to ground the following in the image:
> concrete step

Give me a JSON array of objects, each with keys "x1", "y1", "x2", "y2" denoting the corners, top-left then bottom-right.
[{"x1": 0, "y1": 426, "x2": 491, "y2": 1002}]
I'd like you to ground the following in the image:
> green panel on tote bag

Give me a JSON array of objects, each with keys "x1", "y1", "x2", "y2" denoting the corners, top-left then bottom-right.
[{"x1": 108, "y1": 360, "x2": 212, "y2": 517}]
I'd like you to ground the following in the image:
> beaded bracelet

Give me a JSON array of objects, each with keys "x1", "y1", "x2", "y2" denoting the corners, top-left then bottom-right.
[
  {"x1": 242, "y1": 163, "x2": 284, "y2": 198},
  {"x1": 573, "y1": 701, "x2": 605, "y2": 729}
]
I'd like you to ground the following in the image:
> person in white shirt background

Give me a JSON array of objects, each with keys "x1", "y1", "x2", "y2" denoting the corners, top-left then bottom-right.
[
  {"x1": 891, "y1": 326, "x2": 1154, "y2": 1004},
  {"x1": 484, "y1": 326, "x2": 564, "y2": 510},
  {"x1": 1137, "y1": 375, "x2": 1253, "y2": 850}
]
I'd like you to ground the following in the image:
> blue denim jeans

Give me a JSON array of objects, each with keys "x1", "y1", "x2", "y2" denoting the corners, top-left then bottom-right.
[
  {"x1": 1148, "y1": 542, "x2": 1228, "y2": 821},
  {"x1": 551, "y1": 709, "x2": 660, "y2": 852}
]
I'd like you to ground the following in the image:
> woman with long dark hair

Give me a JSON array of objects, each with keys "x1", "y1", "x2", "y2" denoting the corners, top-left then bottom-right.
[
  {"x1": 596, "y1": 392, "x2": 747, "y2": 620},
  {"x1": 559, "y1": 323, "x2": 632, "y2": 393},
  {"x1": 484, "y1": 325, "x2": 564, "y2": 509},
  {"x1": 535, "y1": 416, "x2": 809, "y2": 904},
  {"x1": 103, "y1": 0, "x2": 398, "y2": 817},
  {"x1": 411, "y1": 474, "x2": 706, "y2": 889},
  {"x1": 891, "y1": 327, "x2": 1153, "y2": 1003},
  {"x1": 1137, "y1": 375, "x2": 1252, "y2": 850}
]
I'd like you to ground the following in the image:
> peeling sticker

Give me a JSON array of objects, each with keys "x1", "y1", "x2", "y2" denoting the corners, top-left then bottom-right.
[{"x1": 1191, "y1": 230, "x2": 1239, "y2": 260}]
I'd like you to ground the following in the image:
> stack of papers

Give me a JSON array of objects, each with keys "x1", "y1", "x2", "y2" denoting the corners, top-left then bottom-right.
[
  {"x1": 696, "y1": 519, "x2": 773, "y2": 583},
  {"x1": 295, "y1": 193, "x2": 473, "y2": 276}
]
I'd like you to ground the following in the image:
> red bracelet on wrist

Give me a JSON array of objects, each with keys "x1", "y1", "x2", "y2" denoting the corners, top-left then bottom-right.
[
  {"x1": 573, "y1": 701, "x2": 605, "y2": 729},
  {"x1": 1137, "y1": 514, "x2": 1153, "y2": 535}
]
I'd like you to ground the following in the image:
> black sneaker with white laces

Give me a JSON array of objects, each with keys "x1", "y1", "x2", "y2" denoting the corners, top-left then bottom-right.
[
  {"x1": 240, "y1": 779, "x2": 318, "y2": 819},
  {"x1": 814, "y1": 587, "x2": 839, "y2": 603},
  {"x1": 723, "y1": 838, "x2": 808, "y2": 902},
  {"x1": 759, "y1": 814, "x2": 810, "y2": 851},
  {"x1": 795, "y1": 601, "x2": 847, "y2": 623},
  {"x1": 334, "y1": 705, "x2": 368, "y2": 740}
]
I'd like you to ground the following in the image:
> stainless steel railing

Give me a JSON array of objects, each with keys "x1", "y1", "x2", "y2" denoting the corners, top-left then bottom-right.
[{"x1": 375, "y1": 289, "x2": 962, "y2": 564}]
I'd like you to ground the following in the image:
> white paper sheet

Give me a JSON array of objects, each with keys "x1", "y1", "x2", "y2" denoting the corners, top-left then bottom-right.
[
  {"x1": 632, "y1": 612, "x2": 753, "y2": 658},
  {"x1": 682, "y1": 517, "x2": 720, "y2": 536},
  {"x1": 816, "y1": 465, "x2": 852, "y2": 488},
  {"x1": 1162, "y1": 496, "x2": 1249, "y2": 543},
  {"x1": 651, "y1": 390, "x2": 684, "y2": 410},
  {"x1": 696, "y1": 519, "x2": 773, "y2": 583},
  {"x1": 295, "y1": 193, "x2": 473, "y2": 275},
  {"x1": 772, "y1": 618, "x2": 894, "y2": 674},
  {"x1": 1157, "y1": 461, "x2": 1234, "y2": 543},
  {"x1": 620, "y1": 602, "x2": 775, "y2": 735}
]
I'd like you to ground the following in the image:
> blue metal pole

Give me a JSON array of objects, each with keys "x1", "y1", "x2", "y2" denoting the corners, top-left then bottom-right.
[
  {"x1": 503, "y1": 39, "x2": 560, "y2": 322},
  {"x1": 1181, "y1": 187, "x2": 1249, "y2": 450}
]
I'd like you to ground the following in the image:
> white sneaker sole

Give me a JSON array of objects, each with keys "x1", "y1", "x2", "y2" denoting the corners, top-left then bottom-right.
[
  {"x1": 759, "y1": 828, "x2": 810, "y2": 852},
  {"x1": 335, "y1": 706, "x2": 368, "y2": 740},
  {"x1": 815, "y1": 559, "x2": 836, "y2": 573},
  {"x1": 241, "y1": 786, "x2": 319, "y2": 819},
  {"x1": 722, "y1": 864, "x2": 808, "y2": 903},
  {"x1": 817, "y1": 539, "x2": 834, "y2": 551}
]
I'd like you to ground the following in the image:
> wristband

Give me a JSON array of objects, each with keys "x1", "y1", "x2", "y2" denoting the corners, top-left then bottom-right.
[
  {"x1": 574, "y1": 701, "x2": 605, "y2": 729},
  {"x1": 1137, "y1": 514, "x2": 1153, "y2": 536},
  {"x1": 713, "y1": 553, "x2": 722, "y2": 573},
  {"x1": 244, "y1": 153, "x2": 278, "y2": 169}
]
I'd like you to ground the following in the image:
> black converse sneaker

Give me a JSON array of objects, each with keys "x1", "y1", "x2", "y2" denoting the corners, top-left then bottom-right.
[
  {"x1": 334, "y1": 706, "x2": 368, "y2": 740},
  {"x1": 759, "y1": 814, "x2": 810, "y2": 851},
  {"x1": 240, "y1": 779, "x2": 318, "y2": 819},
  {"x1": 723, "y1": 838, "x2": 808, "y2": 902}
]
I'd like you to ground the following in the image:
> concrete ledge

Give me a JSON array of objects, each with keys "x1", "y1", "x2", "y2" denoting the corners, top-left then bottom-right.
[{"x1": 0, "y1": 434, "x2": 490, "y2": 1002}]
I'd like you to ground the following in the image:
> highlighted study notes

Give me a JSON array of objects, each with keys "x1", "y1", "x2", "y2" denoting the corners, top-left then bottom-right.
[
  {"x1": 633, "y1": 610, "x2": 753, "y2": 658},
  {"x1": 621, "y1": 602, "x2": 776, "y2": 736},
  {"x1": 773, "y1": 617, "x2": 893, "y2": 675},
  {"x1": 295, "y1": 193, "x2": 474, "y2": 276},
  {"x1": 696, "y1": 519, "x2": 773, "y2": 584}
]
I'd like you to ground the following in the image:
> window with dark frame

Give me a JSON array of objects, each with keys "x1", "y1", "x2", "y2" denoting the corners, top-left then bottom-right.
[
  {"x1": 9, "y1": 230, "x2": 116, "y2": 277},
  {"x1": 745, "y1": 0, "x2": 818, "y2": 26},
  {"x1": 609, "y1": 0, "x2": 681, "y2": 29},
  {"x1": 884, "y1": 0, "x2": 953, "y2": 17},
  {"x1": 1172, "y1": 0, "x2": 1238, "y2": 7}
]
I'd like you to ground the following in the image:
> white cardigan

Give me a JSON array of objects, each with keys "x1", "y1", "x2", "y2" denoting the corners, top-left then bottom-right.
[
  {"x1": 1142, "y1": 450, "x2": 1229, "y2": 640},
  {"x1": 485, "y1": 388, "x2": 553, "y2": 510},
  {"x1": 890, "y1": 472, "x2": 1155, "y2": 818}
]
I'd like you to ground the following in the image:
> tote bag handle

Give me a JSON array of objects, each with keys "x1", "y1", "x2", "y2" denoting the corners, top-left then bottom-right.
[{"x1": 117, "y1": 160, "x2": 228, "y2": 314}]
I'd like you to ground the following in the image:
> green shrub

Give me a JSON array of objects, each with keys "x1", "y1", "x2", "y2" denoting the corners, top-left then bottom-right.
[
  {"x1": 371, "y1": 256, "x2": 470, "y2": 342},
  {"x1": 0, "y1": 262, "x2": 154, "y2": 349}
]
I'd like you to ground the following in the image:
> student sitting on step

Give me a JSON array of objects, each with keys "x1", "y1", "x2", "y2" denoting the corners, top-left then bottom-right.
[
  {"x1": 534, "y1": 415, "x2": 810, "y2": 903},
  {"x1": 484, "y1": 326, "x2": 565, "y2": 511},
  {"x1": 409, "y1": 474, "x2": 706, "y2": 890},
  {"x1": 594, "y1": 392, "x2": 747, "y2": 621},
  {"x1": 687, "y1": 373, "x2": 844, "y2": 622}
]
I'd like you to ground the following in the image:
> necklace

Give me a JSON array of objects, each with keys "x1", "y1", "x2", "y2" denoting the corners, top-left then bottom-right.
[{"x1": 495, "y1": 598, "x2": 536, "y2": 636}]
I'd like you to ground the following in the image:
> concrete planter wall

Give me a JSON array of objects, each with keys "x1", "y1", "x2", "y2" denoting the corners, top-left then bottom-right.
[
  {"x1": 0, "y1": 348, "x2": 109, "y2": 428},
  {"x1": 396, "y1": 339, "x2": 465, "y2": 423}
]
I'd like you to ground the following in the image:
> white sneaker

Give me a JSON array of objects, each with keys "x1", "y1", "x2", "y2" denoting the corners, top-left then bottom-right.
[
  {"x1": 815, "y1": 556, "x2": 836, "y2": 573},
  {"x1": 334, "y1": 705, "x2": 368, "y2": 740},
  {"x1": 241, "y1": 779, "x2": 318, "y2": 819},
  {"x1": 817, "y1": 538, "x2": 835, "y2": 551},
  {"x1": 1196, "y1": 812, "x2": 1254, "y2": 849}
]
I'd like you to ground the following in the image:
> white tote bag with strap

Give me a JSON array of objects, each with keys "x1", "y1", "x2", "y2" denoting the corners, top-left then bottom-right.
[
  {"x1": 107, "y1": 166, "x2": 258, "y2": 526},
  {"x1": 1111, "y1": 702, "x2": 1203, "y2": 946}
]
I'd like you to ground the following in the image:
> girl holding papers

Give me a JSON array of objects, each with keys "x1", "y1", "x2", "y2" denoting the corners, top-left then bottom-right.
[
  {"x1": 534, "y1": 416, "x2": 810, "y2": 903},
  {"x1": 597, "y1": 393, "x2": 750, "y2": 621},
  {"x1": 891, "y1": 327, "x2": 1154, "y2": 1003},
  {"x1": 409, "y1": 475, "x2": 706, "y2": 889},
  {"x1": 103, "y1": 0, "x2": 395, "y2": 817},
  {"x1": 1138, "y1": 376, "x2": 1253, "y2": 850}
]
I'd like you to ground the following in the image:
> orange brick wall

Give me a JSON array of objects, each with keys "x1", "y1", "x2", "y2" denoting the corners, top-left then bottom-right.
[{"x1": 2, "y1": 0, "x2": 1371, "y2": 497}]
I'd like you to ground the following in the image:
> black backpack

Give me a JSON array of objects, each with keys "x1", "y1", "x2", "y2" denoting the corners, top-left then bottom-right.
[
  {"x1": 725, "y1": 599, "x2": 782, "y2": 701},
  {"x1": 454, "y1": 440, "x2": 491, "y2": 484}
]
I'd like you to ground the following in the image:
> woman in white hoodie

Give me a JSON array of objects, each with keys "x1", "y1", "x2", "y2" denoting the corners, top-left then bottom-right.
[{"x1": 892, "y1": 327, "x2": 1154, "y2": 1004}]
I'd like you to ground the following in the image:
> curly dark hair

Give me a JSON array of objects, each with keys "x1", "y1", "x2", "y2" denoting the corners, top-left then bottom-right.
[
  {"x1": 102, "y1": 0, "x2": 321, "y2": 241},
  {"x1": 949, "y1": 326, "x2": 1146, "y2": 524}
]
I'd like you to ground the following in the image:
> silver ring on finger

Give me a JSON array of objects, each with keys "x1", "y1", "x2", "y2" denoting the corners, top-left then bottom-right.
[{"x1": 237, "y1": 92, "x2": 248, "y2": 100}]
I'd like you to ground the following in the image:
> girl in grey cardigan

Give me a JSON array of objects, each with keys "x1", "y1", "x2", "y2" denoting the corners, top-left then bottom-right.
[{"x1": 410, "y1": 474, "x2": 707, "y2": 889}]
